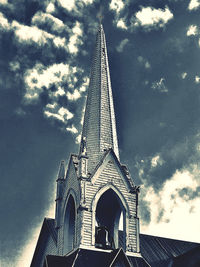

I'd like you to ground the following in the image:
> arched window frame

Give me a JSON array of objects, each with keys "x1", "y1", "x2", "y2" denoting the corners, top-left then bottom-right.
[
  {"x1": 91, "y1": 184, "x2": 130, "y2": 249},
  {"x1": 62, "y1": 189, "x2": 77, "y2": 255}
]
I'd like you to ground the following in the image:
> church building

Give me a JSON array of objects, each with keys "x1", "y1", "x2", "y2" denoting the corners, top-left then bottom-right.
[{"x1": 31, "y1": 24, "x2": 200, "y2": 267}]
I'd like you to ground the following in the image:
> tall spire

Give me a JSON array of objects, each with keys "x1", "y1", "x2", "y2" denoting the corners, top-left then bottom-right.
[{"x1": 80, "y1": 24, "x2": 119, "y2": 173}]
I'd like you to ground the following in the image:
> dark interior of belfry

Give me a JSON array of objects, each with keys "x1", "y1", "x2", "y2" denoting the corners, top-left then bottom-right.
[{"x1": 95, "y1": 189, "x2": 125, "y2": 250}]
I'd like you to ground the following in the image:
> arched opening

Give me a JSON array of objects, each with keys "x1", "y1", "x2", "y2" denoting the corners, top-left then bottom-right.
[
  {"x1": 63, "y1": 195, "x2": 76, "y2": 254},
  {"x1": 95, "y1": 189, "x2": 126, "y2": 250}
]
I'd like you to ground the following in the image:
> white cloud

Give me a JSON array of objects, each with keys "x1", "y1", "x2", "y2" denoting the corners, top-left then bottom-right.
[
  {"x1": 67, "y1": 89, "x2": 81, "y2": 101},
  {"x1": 145, "y1": 62, "x2": 151, "y2": 69},
  {"x1": 66, "y1": 124, "x2": 78, "y2": 134},
  {"x1": 24, "y1": 62, "x2": 87, "y2": 134},
  {"x1": 152, "y1": 78, "x2": 168, "y2": 93},
  {"x1": 195, "y1": 75, "x2": 200, "y2": 83},
  {"x1": 1, "y1": 11, "x2": 66, "y2": 51},
  {"x1": 0, "y1": 0, "x2": 8, "y2": 4},
  {"x1": 79, "y1": 77, "x2": 89, "y2": 92},
  {"x1": 141, "y1": 169, "x2": 200, "y2": 242},
  {"x1": 68, "y1": 21, "x2": 83, "y2": 54},
  {"x1": 54, "y1": 36, "x2": 66, "y2": 47},
  {"x1": 188, "y1": 0, "x2": 200, "y2": 10},
  {"x1": 76, "y1": 134, "x2": 81, "y2": 144},
  {"x1": 151, "y1": 154, "x2": 164, "y2": 168},
  {"x1": 109, "y1": 0, "x2": 127, "y2": 31},
  {"x1": 181, "y1": 72, "x2": 187, "y2": 79},
  {"x1": 187, "y1": 25, "x2": 198, "y2": 36},
  {"x1": 12, "y1": 20, "x2": 66, "y2": 49},
  {"x1": 9, "y1": 61, "x2": 20, "y2": 72},
  {"x1": 24, "y1": 63, "x2": 77, "y2": 103},
  {"x1": 57, "y1": 0, "x2": 76, "y2": 11},
  {"x1": 32, "y1": 11, "x2": 66, "y2": 34},
  {"x1": 46, "y1": 2, "x2": 55, "y2": 13},
  {"x1": 59, "y1": 107, "x2": 73, "y2": 119},
  {"x1": 15, "y1": 107, "x2": 26, "y2": 117},
  {"x1": 12, "y1": 21, "x2": 52, "y2": 45},
  {"x1": 116, "y1": 18, "x2": 127, "y2": 30},
  {"x1": 46, "y1": 103, "x2": 58, "y2": 109},
  {"x1": 57, "y1": 0, "x2": 94, "y2": 15},
  {"x1": 44, "y1": 106, "x2": 73, "y2": 123},
  {"x1": 134, "y1": 6, "x2": 173, "y2": 29},
  {"x1": 81, "y1": 0, "x2": 93, "y2": 4},
  {"x1": 137, "y1": 56, "x2": 151, "y2": 69},
  {"x1": 44, "y1": 103, "x2": 75, "y2": 126},
  {"x1": 109, "y1": 0, "x2": 125, "y2": 14},
  {"x1": 116, "y1": 38, "x2": 129, "y2": 53},
  {"x1": 54, "y1": 86, "x2": 66, "y2": 97},
  {"x1": 0, "y1": 12, "x2": 10, "y2": 30}
]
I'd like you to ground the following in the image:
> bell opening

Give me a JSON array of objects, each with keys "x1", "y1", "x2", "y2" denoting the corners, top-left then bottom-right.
[{"x1": 95, "y1": 189, "x2": 126, "y2": 250}]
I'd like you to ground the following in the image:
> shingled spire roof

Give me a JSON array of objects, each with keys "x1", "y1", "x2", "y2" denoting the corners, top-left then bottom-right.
[{"x1": 80, "y1": 24, "x2": 119, "y2": 173}]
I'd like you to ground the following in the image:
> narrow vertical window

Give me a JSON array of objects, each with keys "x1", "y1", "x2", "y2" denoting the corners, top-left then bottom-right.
[{"x1": 63, "y1": 195, "x2": 76, "y2": 254}]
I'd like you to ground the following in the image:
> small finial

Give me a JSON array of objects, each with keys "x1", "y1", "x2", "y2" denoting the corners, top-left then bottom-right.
[
  {"x1": 97, "y1": 6, "x2": 104, "y2": 24},
  {"x1": 57, "y1": 160, "x2": 65, "y2": 180}
]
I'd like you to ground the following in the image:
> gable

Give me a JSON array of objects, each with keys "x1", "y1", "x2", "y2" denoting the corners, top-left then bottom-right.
[
  {"x1": 65, "y1": 155, "x2": 79, "y2": 182},
  {"x1": 91, "y1": 150, "x2": 134, "y2": 193},
  {"x1": 63, "y1": 154, "x2": 80, "y2": 204},
  {"x1": 109, "y1": 249, "x2": 132, "y2": 267},
  {"x1": 31, "y1": 219, "x2": 57, "y2": 267}
]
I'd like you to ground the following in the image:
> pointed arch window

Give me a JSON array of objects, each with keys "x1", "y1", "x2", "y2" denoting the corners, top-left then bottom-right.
[
  {"x1": 63, "y1": 195, "x2": 76, "y2": 254},
  {"x1": 95, "y1": 189, "x2": 126, "y2": 250}
]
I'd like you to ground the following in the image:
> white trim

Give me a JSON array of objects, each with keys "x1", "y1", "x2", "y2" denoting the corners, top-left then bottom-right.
[
  {"x1": 125, "y1": 251, "x2": 142, "y2": 257},
  {"x1": 62, "y1": 190, "x2": 77, "y2": 255},
  {"x1": 64, "y1": 247, "x2": 79, "y2": 257},
  {"x1": 91, "y1": 152, "x2": 130, "y2": 192},
  {"x1": 91, "y1": 184, "x2": 130, "y2": 247},
  {"x1": 109, "y1": 248, "x2": 122, "y2": 266},
  {"x1": 64, "y1": 244, "x2": 142, "y2": 257},
  {"x1": 72, "y1": 249, "x2": 80, "y2": 267},
  {"x1": 79, "y1": 244, "x2": 112, "y2": 253}
]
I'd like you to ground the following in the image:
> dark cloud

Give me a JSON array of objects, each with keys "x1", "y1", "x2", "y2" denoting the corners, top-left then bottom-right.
[{"x1": 179, "y1": 186, "x2": 200, "y2": 200}]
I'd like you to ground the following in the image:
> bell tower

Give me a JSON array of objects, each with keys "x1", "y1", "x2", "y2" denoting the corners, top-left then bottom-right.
[
  {"x1": 31, "y1": 21, "x2": 200, "y2": 267},
  {"x1": 54, "y1": 24, "x2": 140, "y2": 256}
]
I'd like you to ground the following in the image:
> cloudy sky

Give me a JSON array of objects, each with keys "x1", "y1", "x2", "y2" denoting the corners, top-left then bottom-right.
[{"x1": 1, "y1": 0, "x2": 200, "y2": 265}]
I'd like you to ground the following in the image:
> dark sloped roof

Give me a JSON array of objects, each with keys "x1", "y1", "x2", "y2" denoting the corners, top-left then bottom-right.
[
  {"x1": 31, "y1": 218, "x2": 57, "y2": 267},
  {"x1": 128, "y1": 255, "x2": 150, "y2": 267},
  {"x1": 140, "y1": 233, "x2": 200, "y2": 267},
  {"x1": 36, "y1": 219, "x2": 200, "y2": 267},
  {"x1": 172, "y1": 245, "x2": 200, "y2": 267},
  {"x1": 45, "y1": 218, "x2": 57, "y2": 243},
  {"x1": 109, "y1": 248, "x2": 148, "y2": 267},
  {"x1": 44, "y1": 250, "x2": 78, "y2": 267},
  {"x1": 44, "y1": 249, "x2": 112, "y2": 267},
  {"x1": 70, "y1": 248, "x2": 113, "y2": 267},
  {"x1": 44, "y1": 248, "x2": 148, "y2": 267}
]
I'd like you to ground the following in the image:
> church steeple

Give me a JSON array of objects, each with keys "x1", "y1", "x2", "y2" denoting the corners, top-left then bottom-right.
[
  {"x1": 31, "y1": 23, "x2": 142, "y2": 267},
  {"x1": 80, "y1": 24, "x2": 119, "y2": 174}
]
